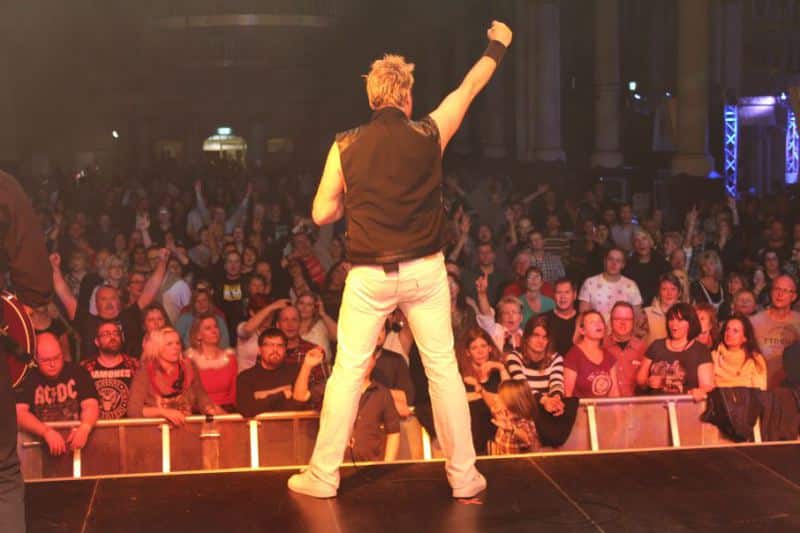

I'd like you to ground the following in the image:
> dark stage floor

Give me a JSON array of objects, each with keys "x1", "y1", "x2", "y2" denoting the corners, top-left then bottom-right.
[{"x1": 26, "y1": 443, "x2": 800, "y2": 532}]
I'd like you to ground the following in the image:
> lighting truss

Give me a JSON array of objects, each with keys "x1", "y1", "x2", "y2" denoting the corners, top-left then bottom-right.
[
  {"x1": 723, "y1": 104, "x2": 738, "y2": 197},
  {"x1": 787, "y1": 110, "x2": 799, "y2": 185}
]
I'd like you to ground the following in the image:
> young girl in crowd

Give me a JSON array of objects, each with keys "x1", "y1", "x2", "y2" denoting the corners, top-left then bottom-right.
[{"x1": 491, "y1": 380, "x2": 539, "y2": 455}]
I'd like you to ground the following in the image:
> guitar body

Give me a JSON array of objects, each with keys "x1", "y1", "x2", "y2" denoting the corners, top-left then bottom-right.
[{"x1": 1, "y1": 291, "x2": 36, "y2": 388}]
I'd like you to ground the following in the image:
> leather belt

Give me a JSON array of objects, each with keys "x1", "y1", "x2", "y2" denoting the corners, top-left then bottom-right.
[{"x1": 382, "y1": 263, "x2": 399, "y2": 274}]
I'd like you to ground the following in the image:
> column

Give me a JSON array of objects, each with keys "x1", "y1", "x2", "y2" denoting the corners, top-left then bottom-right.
[
  {"x1": 514, "y1": 0, "x2": 536, "y2": 161},
  {"x1": 671, "y1": 0, "x2": 714, "y2": 176},
  {"x1": 590, "y1": 0, "x2": 623, "y2": 168},
  {"x1": 534, "y1": 0, "x2": 565, "y2": 162}
]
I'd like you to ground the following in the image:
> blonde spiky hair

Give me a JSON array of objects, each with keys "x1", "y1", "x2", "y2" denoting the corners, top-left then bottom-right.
[{"x1": 364, "y1": 54, "x2": 415, "y2": 110}]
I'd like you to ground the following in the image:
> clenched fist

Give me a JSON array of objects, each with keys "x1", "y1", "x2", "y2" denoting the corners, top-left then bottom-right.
[{"x1": 487, "y1": 20, "x2": 512, "y2": 48}]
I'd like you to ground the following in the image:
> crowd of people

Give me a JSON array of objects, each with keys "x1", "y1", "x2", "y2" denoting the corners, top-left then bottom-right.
[{"x1": 9, "y1": 160, "x2": 800, "y2": 460}]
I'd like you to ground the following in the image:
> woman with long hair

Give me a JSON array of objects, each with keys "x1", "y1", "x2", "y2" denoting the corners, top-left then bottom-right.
[
  {"x1": 456, "y1": 326, "x2": 510, "y2": 454},
  {"x1": 694, "y1": 302, "x2": 719, "y2": 348},
  {"x1": 690, "y1": 250, "x2": 725, "y2": 310},
  {"x1": 637, "y1": 303, "x2": 714, "y2": 399},
  {"x1": 127, "y1": 326, "x2": 222, "y2": 424},
  {"x1": 711, "y1": 314, "x2": 767, "y2": 390},
  {"x1": 504, "y1": 316, "x2": 565, "y2": 415},
  {"x1": 448, "y1": 273, "x2": 477, "y2": 343},
  {"x1": 185, "y1": 315, "x2": 238, "y2": 411},
  {"x1": 296, "y1": 291, "x2": 336, "y2": 361},
  {"x1": 563, "y1": 310, "x2": 619, "y2": 398}
]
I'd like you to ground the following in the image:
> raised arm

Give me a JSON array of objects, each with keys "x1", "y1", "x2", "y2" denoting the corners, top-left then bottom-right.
[
  {"x1": 429, "y1": 21, "x2": 512, "y2": 153},
  {"x1": 293, "y1": 347, "x2": 325, "y2": 403},
  {"x1": 225, "y1": 182, "x2": 252, "y2": 234},
  {"x1": 49, "y1": 253, "x2": 77, "y2": 321},
  {"x1": 312, "y1": 142, "x2": 346, "y2": 226},
  {"x1": 137, "y1": 248, "x2": 169, "y2": 309}
]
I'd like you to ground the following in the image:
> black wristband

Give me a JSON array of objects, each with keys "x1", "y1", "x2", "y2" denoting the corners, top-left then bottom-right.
[{"x1": 483, "y1": 40, "x2": 507, "y2": 64}]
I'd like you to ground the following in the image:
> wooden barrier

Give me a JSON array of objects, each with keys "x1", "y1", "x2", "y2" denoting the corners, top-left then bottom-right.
[{"x1": 18, "y1": 396, "x2": 797, "y2": 481}]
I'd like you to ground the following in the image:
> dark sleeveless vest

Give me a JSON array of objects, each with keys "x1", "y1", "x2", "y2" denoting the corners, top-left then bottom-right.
[{"x1": 336, "y1": 107, "x2": 445, "y2": 264}]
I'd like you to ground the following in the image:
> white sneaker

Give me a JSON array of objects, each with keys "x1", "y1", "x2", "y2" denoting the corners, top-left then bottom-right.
[
  {"x1": 287, "y1": 470, "x2": 337, "y2": 498},
  {"x1": 452, "y1": 473, "x2": 487, "y2": 499}
]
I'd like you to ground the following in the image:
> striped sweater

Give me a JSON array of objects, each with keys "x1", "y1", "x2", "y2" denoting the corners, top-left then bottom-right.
[{"x1": 504, "y1": 351, "x2": 564, "y2": 397}]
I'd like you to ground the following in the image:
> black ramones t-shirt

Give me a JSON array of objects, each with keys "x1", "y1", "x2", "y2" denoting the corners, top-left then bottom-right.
[
  {"x1": 15, "y1": 362, "x2": 98, "y2": 422},
  {"x1": 82, "y1": 355, "x2": 139, "y2": 419}
]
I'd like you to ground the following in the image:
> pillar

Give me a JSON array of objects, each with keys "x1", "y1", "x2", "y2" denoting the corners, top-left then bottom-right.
[
  {"x1": 590, "y1": 0, "x2": 623, "y2": 168},
  {"x1": 671, "y1": 0, "x2": 714, "y2": 176},
  {"x1": 533, "y1": 0, "x2": 565, "y2": 161}
]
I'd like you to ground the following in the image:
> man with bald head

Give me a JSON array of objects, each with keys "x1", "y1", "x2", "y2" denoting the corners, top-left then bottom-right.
[
  {"x1": 15, "y1": 333, "x2": 99, "y2": 455},
  {"x1": 750, "y1": 274, "x2": 800, "y2": 388}
]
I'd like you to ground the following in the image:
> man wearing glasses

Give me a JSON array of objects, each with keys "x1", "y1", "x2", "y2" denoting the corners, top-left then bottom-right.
[
  {"x1": 15, "y1": 332, "x2": 99, "y2": 455},
  {"x1": 750, "y1": 275, "x2": 800, "y2": 388},
  {"x1": 236, "y1": 328, "x2": 325, "y2": 417},
  {"x1": 81, "y1": 321, "x2": 139, "y2": 419}
]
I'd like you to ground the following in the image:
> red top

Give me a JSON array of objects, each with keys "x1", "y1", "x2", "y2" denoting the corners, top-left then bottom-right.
[
  {"x1": 194, "y1": 353, "x2": 237, "y2": 407},
  {"x1": 564, "y1": 345, "x2": 616, "y2": 398}
]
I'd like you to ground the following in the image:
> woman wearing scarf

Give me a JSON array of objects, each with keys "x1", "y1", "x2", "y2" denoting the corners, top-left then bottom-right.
[{"x1": 127, "y1": 326, "x2": 222, "y2": 425}]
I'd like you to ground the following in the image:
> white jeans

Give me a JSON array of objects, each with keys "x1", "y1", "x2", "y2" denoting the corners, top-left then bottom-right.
[{"x1": 307, "y1": 252, "x2": 479, "y2": 490}]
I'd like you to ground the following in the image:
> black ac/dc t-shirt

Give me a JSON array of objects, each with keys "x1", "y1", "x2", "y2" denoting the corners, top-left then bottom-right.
[
  {"x1": 82, "y1": 355, "x2": 139, "y2": 419},
  {"x1": 15, "y1": 362, "x2": 98, "y2": 421}
]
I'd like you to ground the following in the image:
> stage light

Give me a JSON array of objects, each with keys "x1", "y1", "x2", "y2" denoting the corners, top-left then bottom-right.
[
  {"x1": 112, "y1": 130, "x2": 119, "y2": 139},
  {"x1": 665, "y1": 91, "x2": 672, "y2": 97},
  {"x1": 633, "y1": 93, "x2": 642, "y2": 100},
  {"x1": 779, "y1": 92, "x2": 788, "y2": 102},
  {"x1": 217, "y1": 127, "x2": 232, "y2": 136},
  {"x1": 628, "y1": 81, "x2": 637, "y2": 91}
]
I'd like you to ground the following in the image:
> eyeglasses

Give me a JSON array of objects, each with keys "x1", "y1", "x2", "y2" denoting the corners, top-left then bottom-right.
[
  {"x1": 772, "y1": 287, "x2": 797, "y2": 295},
  {"x1": 97, "y1": 330, "x2": 121, "y2": 338},
  {"x1": 37, "y1": 355, "x2": 63, "y2": 366}
]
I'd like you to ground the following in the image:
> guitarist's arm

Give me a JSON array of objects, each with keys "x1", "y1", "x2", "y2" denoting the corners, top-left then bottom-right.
[{"x1": 0, "y1": 171, "x2": 53, "y2": 308}]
